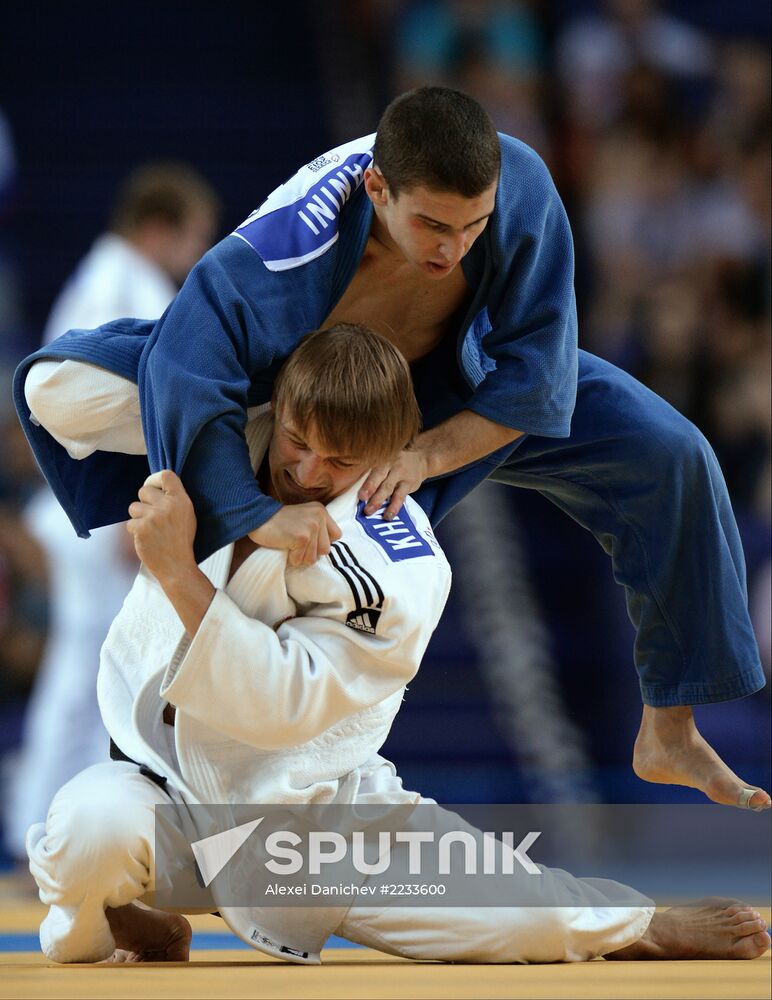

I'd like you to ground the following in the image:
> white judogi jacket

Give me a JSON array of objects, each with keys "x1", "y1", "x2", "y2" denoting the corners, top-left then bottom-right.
[{"x1": 96, "y1": 408, "x2": 452, "y2": 960}]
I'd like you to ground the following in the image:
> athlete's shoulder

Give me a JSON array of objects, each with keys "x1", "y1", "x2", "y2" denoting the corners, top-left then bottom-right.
[
  {"x1": 496, "y1": 132, "x2": 558, "y2": 203},
  {"x1": 493, "y1": 133, "x2": 566, "y2": 245},
  {"x1": 497, "y1": 131, "x2": 550, "y2": 173}
]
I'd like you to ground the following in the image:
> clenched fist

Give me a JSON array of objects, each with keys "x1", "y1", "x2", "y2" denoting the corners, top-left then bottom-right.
[
  {"x1": 126, "y1": 470, "x2": 198, "y2": 582},
  {"x1": 248, "y1": 503, "x2": 342, "y2": 567}
]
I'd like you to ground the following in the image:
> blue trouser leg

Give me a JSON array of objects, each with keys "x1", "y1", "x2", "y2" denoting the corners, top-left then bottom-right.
[{"x1": 416, "y1": 350, "x2": 765, "y2": 708}]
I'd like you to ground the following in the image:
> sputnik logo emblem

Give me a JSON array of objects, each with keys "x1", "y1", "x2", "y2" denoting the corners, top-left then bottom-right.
[{"x1": 191, "y1": 817, "x2": 264, "y2": 887}]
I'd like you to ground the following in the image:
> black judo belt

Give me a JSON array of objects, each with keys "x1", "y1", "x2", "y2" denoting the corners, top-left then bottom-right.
[{"x1": 109, "y1": 738, "x2": 168, "y2": 791}]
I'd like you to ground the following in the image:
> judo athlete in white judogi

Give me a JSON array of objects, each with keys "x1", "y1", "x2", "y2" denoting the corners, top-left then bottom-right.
[
  {"x1": 5, "y1": 164, "x2": 218, "y2": 860},
  {"x1": 25, "y1": 327, "x2": 771, "y2": 965}
]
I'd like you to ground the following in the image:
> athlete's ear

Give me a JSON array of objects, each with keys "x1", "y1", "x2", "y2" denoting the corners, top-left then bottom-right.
[{"x1": 364, "y1": 166, "x2": 389, "y2": 206}]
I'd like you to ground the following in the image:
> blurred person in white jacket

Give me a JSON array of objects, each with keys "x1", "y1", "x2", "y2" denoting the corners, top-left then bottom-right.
[
  {"x1": 4, "y1": 163, "x2": 219, "y2": 860},
  {"x1": 26, "y1": 327, "x2": 770, "y2": 966}
]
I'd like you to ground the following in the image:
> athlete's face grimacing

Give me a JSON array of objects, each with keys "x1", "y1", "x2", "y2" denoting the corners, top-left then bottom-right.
[
  {"x1": 365, "y1": 167, "x2": 497, "y2": 279},
  {"x1": 268, "y1": 410, "x2": 373, "y2": 507}
]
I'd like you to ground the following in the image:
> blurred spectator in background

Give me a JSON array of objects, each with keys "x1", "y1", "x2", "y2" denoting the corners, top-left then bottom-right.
[
  {"x1": 3, "y1": 163, "x2": 220, "y2": 864},
  {"x1": 555, "y1": 0, "x2": 714, "y2": 133},
  {"x1": 395, "y1": 0, "x2": 549, "y2": 155},
  {"x1": 41, "y1": 163, "x2": 220, "y2": 341}
]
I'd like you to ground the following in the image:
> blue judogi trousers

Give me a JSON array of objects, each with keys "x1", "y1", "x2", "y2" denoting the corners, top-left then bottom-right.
[{"x1": 414, "y1": 350, "x2": 765, "y2": 708}]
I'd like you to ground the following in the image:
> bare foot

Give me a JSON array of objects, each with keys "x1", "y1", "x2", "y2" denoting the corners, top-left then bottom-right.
[
  {"x1": 632, "y1": 706, "x2": 771, "y2": 810},
  {"x1": 102, "y1": 903, "x2": 192, "y2": 962},
  {"x1": 608, "y1": 898, "x2": 770, "y2": 960}
]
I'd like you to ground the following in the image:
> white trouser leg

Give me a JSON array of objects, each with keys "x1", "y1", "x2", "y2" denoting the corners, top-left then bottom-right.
[
  {"x1": 27, "y1": 761, "x2": 170, "y2": 963},
  {"x1": 337, "y1": 898, "x2": 654, "y2": 964},
  {"x1": 335, "y1": 783, "x2": 654, "y2": 964},
  {"x1": 25, "y1": 360, "x2": 145, "y2": 458}
]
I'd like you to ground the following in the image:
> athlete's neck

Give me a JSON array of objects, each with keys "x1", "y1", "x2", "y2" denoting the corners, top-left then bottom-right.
[{"x1": 368, "y1": 208, "x2": 404, "y2": 262}]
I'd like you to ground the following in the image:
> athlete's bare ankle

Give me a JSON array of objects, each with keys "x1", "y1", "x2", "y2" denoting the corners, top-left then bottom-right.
[
  {"x1": 639, "y1": 705, "x2": 697, "y2": 741},
  {"x1": 633, "y1": 706, "x2": 700, "y2": 776},
  {"x1": 644, "y1": 704, "x2": 693, "y2": 724},
  {"x1": 607, "y1": 917, "x2": 664, "y2": 961}
]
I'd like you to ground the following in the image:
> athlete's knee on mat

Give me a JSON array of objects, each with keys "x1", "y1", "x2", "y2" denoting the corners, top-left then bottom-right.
[
  {"x1": 37, "y1": 895, "x2": 119, "y2": 965},
  {"x1": 29, "y1": 796, "x2": 152, "y2": 898}
]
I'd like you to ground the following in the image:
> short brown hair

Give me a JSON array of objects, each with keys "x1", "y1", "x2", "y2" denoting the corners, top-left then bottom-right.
[
  {"x1": 373, "y1": 87, "x2": 500, "y2": 198},
  {"x1": 110, "y1": 162, "x2": 220, "y2": 235},
  {"x1": 273, "y1": 324, "x2": 421, "y2": 466}
]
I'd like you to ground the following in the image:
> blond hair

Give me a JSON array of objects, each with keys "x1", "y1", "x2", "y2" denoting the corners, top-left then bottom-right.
[{"x1": 273, "y1": 324, "x2": 421, "y2": 466}]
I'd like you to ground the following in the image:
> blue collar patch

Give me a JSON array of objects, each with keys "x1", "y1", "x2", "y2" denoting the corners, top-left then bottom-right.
[{"x1": 356, "y1": 501, "x2": 434, "y2": 562}]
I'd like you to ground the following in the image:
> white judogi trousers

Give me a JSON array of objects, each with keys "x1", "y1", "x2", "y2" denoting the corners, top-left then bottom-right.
[{"x1": 28, "y1": 761, "x2": 654, "y2": 966}]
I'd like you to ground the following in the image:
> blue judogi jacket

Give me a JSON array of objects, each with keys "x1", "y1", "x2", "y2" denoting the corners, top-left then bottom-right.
[{"x1": 14, "y1": 133, "x2": 577, "y2": 563}]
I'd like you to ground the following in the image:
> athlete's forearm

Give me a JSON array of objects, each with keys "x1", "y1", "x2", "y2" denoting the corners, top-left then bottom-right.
[
  {"x1": 155, "y1": 563, "x2": 216, "y2": 639},
  {"x1": 414, "y1": 409, "x2": 523, "y2": 478},
  {"x1": 127, "y1": 470, "x2": 216, "y2": 638},
  {"x1": 360, "y1": 409, "x2": 524, "y2": 518}
]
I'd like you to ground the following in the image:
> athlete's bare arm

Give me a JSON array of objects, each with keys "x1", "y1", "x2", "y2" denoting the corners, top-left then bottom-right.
[{"x1": 361, "y1": 411, "x2": 523, "y2": 519}]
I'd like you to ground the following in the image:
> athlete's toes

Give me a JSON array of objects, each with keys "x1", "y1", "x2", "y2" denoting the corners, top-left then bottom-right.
[
  {"x1": 732, "y1": 916, "x2": 768, "y2": 936},
  {"x1": 745, "y1": 930, "x2": 771, "y2": 958},
  {"x1": 733, "y1": 925, "x2": 770, "y2": 957},
  {"x1": 737, "y1": 787, "x2": 771, "y2": 811}
]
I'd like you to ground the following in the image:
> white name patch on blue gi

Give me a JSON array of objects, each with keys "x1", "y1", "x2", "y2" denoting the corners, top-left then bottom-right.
[
  {"x1": 356, "y1": 502, "x2": 434, "y2": 562},
  {"x1": 232, "y1": 135, "x2": 375, "y2": 272}
]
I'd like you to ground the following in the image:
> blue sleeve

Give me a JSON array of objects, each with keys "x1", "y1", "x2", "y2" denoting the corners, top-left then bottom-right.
[
  {"x1": 138, "y1": 235, "x2": 329, "y2": 562},
  {"x1": 467, "y1": 139, "x2": 578, "y2": 438},
  {"x1": 13, "y1": 318, "x2": 156, "y2": 539}
]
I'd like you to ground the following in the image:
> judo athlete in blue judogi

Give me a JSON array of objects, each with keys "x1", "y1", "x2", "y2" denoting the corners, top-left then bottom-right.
[{"x1": 15, "y1": 87, "x2": 768, "y2": 810}]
